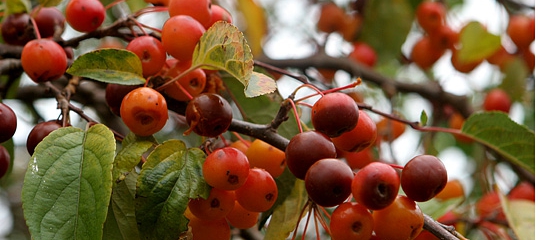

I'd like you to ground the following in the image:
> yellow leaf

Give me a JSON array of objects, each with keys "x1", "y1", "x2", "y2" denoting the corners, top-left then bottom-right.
[{"x1": 237, "y1": 0, "x2": 267, "y2": 57}]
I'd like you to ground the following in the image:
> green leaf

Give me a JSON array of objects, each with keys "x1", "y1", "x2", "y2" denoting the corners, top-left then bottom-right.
[
  {"x1": 22, "y1": 124, "x2": 116, "y2": 240},
  {"x1": 38, "y1": 0, "x2": 63, "y2": 7},
  {"x1": 135, "y1": 140, "x2": 210, "y2": 240},
  {"x1": 417, "y1": 197, "x2": 463, "y2": 220},
  {"x1": 5, "y1": 0, "x2": 31, "y2": 14},
  {"x1": 103, "y1": 171, "x2": 140, "y2": 240},
  {"x1": 66, "y1": 49, "x2": 146, "y2": 85},
  {"x1": 461, "y1": 112, "x2": 534, "y2": 174},
  {"x1": 264, "y1": 179, "x2": 308, "y2": 240},
  {"x1": 192, "y1": 22, "x2": 270, "y2": 97},
  {"x1": 420, "y1": 110, "x2": 428, "y2": 126},
  {"x1": 500, "y1": 196, "x2": 535, "y2": 240},
  {"x1": 458, "y1": 21, "x2": 501, "y2": 63},
  {"x1": 112, "y1": 132, "x2": 156, "y2": 183},
  {"x1": 360, "y1": 0, "x2": 414, "y2": 63},
  {"x1": 499, "y1": 58, "x2": 529, "y2": 102}
]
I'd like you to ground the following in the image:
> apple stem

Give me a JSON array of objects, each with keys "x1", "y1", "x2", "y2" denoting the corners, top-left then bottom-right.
[
  {"x1": 104, "y1": 0, "x2": 125, "y2": 11},
  {"x1": 285, "y1": 98, "x2": 304, "y2": 133}
]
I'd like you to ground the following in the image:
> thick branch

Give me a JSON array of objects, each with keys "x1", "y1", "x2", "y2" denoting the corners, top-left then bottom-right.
[{"x1": 257, "y1": 53, "x2": 474, "y2": 118}]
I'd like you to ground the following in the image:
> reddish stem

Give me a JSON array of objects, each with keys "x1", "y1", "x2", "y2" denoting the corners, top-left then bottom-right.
[
  {"x1": 104, "y1": 0, "x2": 125, "y2": 11},
  {"x1": 388, "y1": 163, "x2": 404, "y2": 170},
  {"x1": 286, "y1": 98, "x2": 304, "y2": 133}
]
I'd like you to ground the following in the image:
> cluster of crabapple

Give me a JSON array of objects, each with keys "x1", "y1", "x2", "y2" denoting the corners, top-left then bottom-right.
[
  {"x1": 279, "y1": 92, "x2": 449, "y2": 239},
  {"x1": 410, "y1": 1, "x2": 534, "y2": 73},
  {"x1": 314, "y1": 2, "x2": 377, "y2": 83},
  {"x1": 185, "y1": 146, "x2": 278, "y2": 240},
  {"x1": 0, "y1": 103, "x2": 17, "y2": 179},
  {"x1": 104, "y1": 0, "x2": 235, "y2": 138}
]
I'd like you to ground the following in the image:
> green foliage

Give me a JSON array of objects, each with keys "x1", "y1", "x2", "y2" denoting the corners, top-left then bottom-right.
[
  {"x1": 38, "y1": 0, "x2": 63, "y2": 7},
  {"x1": 112, "y1": 133, "x2": 156, "y2": 183},
  {"x1": 264, "y1": 178, "x2": 308, "y2": 240},
  {"x1": 458, "y1": 21, "x2": 501, "y2": 63},
  {"x1": 103, "y1": 171, "x2": 140, "y2": 240},
  {"x1": 135, "y1": 140, "x2": 210, "y2": 240},
  {"x1": 192, "y1": 21, "x2": 276, "y2": 97},
  {"x1": 360, "y1": 0, "x2": 414, "y2": 63},
  {"x1": 5, "y1": 0, "x2": 30, "y2": 14},
  {"x1": 500, "y1": 58, "x2": 529, "y2": 102},
  {"x1": 500, "y1": 196, "x2": 535, "y2": 240},
  {"x1": 66, "y1": 49, "x2": 146, "y2": 85},
  {"x1": 461, "y1": 112, "x2": 534, "y2": 174},
  {"x1": 22, "y1": 124, "x2": 116, "y2": 240}
]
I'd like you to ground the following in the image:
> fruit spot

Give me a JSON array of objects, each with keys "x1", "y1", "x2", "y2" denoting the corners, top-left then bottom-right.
[
  {"x1": 227, "y1": 174, "x2": 239, "y2": 185},
  {"x1": 265, "y1": 193, "x2": 274, "y2": 202},
  {"x1": 352, "y1": 221, "x2": 363, "y2": 233},
  {"x1": 210, "y1": 198, "x2": 220, "y2": 208}
]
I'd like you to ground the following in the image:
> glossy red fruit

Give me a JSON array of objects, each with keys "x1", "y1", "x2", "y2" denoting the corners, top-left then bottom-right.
[
  {"x1": 372, "y1": 195, "x2": 424, "y2": 240},
  {"x1": 65, "y1": 0, "x2": 105, "y2": 32},
  {"x1": 1, "y1": 13, "x2": 34, "y2": 46},
  {"x1": 285, "y1": 130, "x2": 337, "y2": 180},
  {"x1": 305, "y1": 158, "x2": 354, "y2": 207},
  {"x1": 163, "y1": 61, "x2": 207, "y2": 102},
  {"x1": 120, "y1": 87, "x2": 169, "y2": 136},
  {"x1": 203, "y1": 147, "x2": 250, "y2": 190},
  {"x1": 352, "y1": 162, "x2": 400, "y2": 210},
  {"x1": 208, "y1": 5, "x2": 233, "y2": 27},
  {"x1": 416, "y1": 1, "x2": 446, "y2": 34},
  {"x1": 330, "y1": 202, "x2": 374, "y2": 240},
  {"x1": 234, "y1": 168, "x2": 278, "y2": 212},
  {"x1": 507, "y1": 15, "x2": 535, "y2": 50},
  {"x1": 483, "y1": 88, "x2": 512, "y2": 113},
  {"x1": 311, "y1": 92, "x2": 359, "y2": 138},
  {"x1": 508, "y1": 182, "x2": 534, "y2": 202},
  {"x1": 476, "y1": 191, "x2": 505, "y2": 222},
  {"x1": 317, "y1": 2, "x2": 348, "y2": 33},
  {"x1": 0, "y1": 103, "x2": 17, "y2": 143},
  {"x1": 344, "y1": 148, "x2": 375, "y2": 170},
  {"x1": 184, "y1": 93, "x2": 232, "y2": 137},
  {"x1": 168, "y1": 0, "x2": 212, "y2": 28},
  {"x1": 401, "y1": 155, "x2": 447, "y2": 202},
  {"x1": 225, "y1": 200, "x2": 259, "y2": 229},
  {"x1": 187, "y1": 216, "x2": 231, "y2": 240},
  {"x1": 348, "y1": 42, "x2": 378, "y2": 68},
  {"x1": 105, "y1": 84, "x2": 142, "y2": 116},
  {"x1": 26, "y1": 120, "x2": 62, "y2": 155},
  {"x1": 161, "y1": 15, "x2": 206, "y2": 63},
  {"x1": 410, "y1": 36, "x2": 445, "y2": 69},
  {"x1": 21, "y1": 39, "x2": 67, "y2": 83},
  {"x1": 0, "y1": 145, "x2": 10, "y2": 179},
  {"x1": 33, "y1": 7, "x2": 66, "y2": 38},
  {"x1": 188, "y1": 188, "x2": 235, "y2": 221},
  {"x1": 430, "y1": 25, "x2": 458, "y2": 50},
  {"x1": 331, "y1": 110, "x2": 377, "y2": 152},
  {"x1": 126, "y1": 36, "x2": 167, "y2": 77}
]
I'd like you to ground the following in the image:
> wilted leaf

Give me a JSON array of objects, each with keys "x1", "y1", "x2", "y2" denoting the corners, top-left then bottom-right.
[
  {"x1": 22, "y1": 125, "x2": 116, "y2": 240},
  {"x1": 67, "y1": 49, "x2": 146, "y2": 85},
  {"x1": 458, "y1": 21, "x2": 501, "y2": 63},
  {"x1": 500, "y1": 196, "x2": 535, "y2": 240},
  {"x1": 135, "y1": 140, "x2": 210, "y2": 240},
  {"x1": 237, "y1": 0, "x2": 267, "y2": 57},
  {"x1": 192, "y1": 22, "x2": 256, "y2": 94},
  {"x1": 245, "y1": 72, "x2": 277, "y2": 97},
  {"x1": 264, "y1": 179, "x2": 308, "y2": 240},
  {"x1": 461, "y1": 112, "x2": 534, "y2": 174},
  {"x1": 112, "y1": 132, "x2": 156, "y2": 183}
]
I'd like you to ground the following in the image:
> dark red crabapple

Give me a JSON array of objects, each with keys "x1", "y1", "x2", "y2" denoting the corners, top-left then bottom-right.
[
  {"x1": 1, "y1": 13, "x2": 34, "y2": 46},
  {"x1": 26, "y1": 120, "x2": 63, "y2": 155},
  {"x1": 184, "y1": 93, "x2": 232, "y2": 137},
  {"x1": 311, "y1": 92, "x2": 359, "y2": 138},
  {"x1": 0, "y1": 103, "x2": 17, "y2": 143},
  {"x1": 304, "y1": 158, "x2": 354, "y2": 207},
  {"x1": 401, "y1": 155, "x2": 447, "y2": 202},
  {"x1": 285, "y1": 130, "x2": 337, "y2": 179},
  {"x1": 352, "y1": 162, "x2": 400, "y2": 210}
]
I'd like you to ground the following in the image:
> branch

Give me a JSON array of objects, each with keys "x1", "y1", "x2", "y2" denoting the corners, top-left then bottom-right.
[{"x1": 257, "y1": 53, "x2": 474, "y2": 118}]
